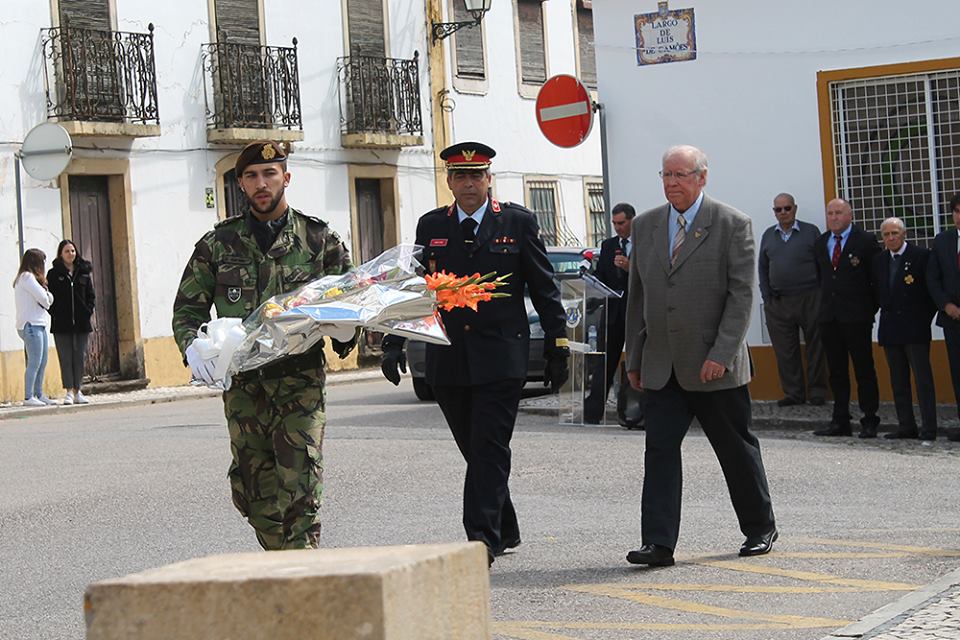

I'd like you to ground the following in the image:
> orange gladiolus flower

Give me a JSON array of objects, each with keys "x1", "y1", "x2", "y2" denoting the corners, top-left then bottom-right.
[{"x1": 425, "y1": 270, "x2": 510, "y2": 312}]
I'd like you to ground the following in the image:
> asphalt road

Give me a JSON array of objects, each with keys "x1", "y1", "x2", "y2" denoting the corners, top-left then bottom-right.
[{"x1": 2, "y1": 377, "x2": 959, "y2": 640}]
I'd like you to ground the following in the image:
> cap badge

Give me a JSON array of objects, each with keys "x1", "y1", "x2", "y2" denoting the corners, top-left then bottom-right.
[
  {"x1": 462, "y1": 149, "x2": 476, "y2": 162},
  {"x1": 261, "y1": 145, "x2": 277, "y2": 160}
]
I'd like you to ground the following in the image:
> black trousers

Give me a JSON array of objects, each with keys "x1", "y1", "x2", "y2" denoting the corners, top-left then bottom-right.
[
  {"x1": 884, "y1": 342, "x2": 937, "y2": 436},
  {"x1": 432, "y1": 378, "x2": 525, "y2": 552},
  {"x1": 584, "y1": 307, "x2": 626, "y2": 421},
  {"x1": 943, "y1": 323, "x2": 960, "y2": 418},
  {"x1": 639, "y1": 374, "x2": 775, "y2": 551},
  {"x1": 820, "y1": 320, "x2": 880, "y2": 427}
]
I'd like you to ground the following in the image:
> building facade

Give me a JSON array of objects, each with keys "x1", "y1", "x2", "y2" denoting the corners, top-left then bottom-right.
[
  {"x1": 593, "y1": 0, "x2": 960, "y2": 399},
  {"x1": 0, "y1": 0, "x2": 602, "y2": 402}
]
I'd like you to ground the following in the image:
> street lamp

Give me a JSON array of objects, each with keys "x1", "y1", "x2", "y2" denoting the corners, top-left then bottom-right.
[{"x1": 432, "y1": 0, "x2": 492, "y2": 44}]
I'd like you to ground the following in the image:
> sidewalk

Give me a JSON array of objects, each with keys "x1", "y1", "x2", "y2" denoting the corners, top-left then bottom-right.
[
  {"x1": 821, "y1": 567, "x2": 960, "y2": 640},
  {"x1": 517, "y1": 392, "x2": 960, "y2": 434},
  {"x1": 0, "y1": 368, "x2": 383, "y2": 421}
]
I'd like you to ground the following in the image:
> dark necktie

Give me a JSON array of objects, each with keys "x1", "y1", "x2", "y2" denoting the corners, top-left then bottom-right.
[
  {"x1": 831, "y1": 235, "x2": 842, "y2": 270},
  {"x1": 461, "y1": 217, "x2": 478, "y2": 246},
  {"x1": 620, "y1": 237, "x2": 628, "y2": 255},
  {"x1": 889, "y1": 253, "x2": 900, "y2": 289}
]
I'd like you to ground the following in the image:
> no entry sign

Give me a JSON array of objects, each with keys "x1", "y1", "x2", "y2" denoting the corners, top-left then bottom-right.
[{"x1": 535, "y1": 74, "x2": 594, "y2": 148}]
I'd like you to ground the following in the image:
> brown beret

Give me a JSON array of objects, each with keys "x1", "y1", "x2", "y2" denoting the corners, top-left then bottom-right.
[{"x1": 235, "y1": 140, "x2": 287, "y2": 175}]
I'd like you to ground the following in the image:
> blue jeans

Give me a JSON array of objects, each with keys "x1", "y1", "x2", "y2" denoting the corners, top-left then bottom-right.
[{"x1": 18, "y1": 323, "x2": 48, "y2": 400}]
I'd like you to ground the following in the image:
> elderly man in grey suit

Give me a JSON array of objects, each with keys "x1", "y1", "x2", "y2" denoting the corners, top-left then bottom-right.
[{"x1": 624, "y1": 145, "x2": 777, "y2": 567}]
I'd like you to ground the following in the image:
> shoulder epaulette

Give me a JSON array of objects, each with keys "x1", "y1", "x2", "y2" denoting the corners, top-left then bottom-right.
[
  {"x1": 291, "y1": 208, "x2": 328, "y2": 228},
  {"x1": 214, "y1": 214, "x2": 244, "y2": 229}
]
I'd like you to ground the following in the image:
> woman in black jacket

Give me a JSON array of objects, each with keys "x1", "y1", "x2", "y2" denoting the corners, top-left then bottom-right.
[{"x1": 47, "y1": 240, "x2": 96, "y2": 404}]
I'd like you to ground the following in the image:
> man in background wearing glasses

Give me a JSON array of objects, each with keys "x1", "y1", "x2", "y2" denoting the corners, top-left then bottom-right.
[
  {"x1": 757, "y1": 193, "x2": 827, "y2": 407},
  {"x1": 623, "y1": 145, "x2": 777, "y2": 568}
]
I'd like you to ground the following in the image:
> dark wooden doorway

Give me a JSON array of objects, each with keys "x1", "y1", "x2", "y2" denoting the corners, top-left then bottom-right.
[
  {"x1": 68, "y1": 175, "x2": 120, "y2": 380},
  {"x1": 223, "y1": 168, "x2": 246, "y2": 218},
  {"x1": 355, "y1": 178, "x2": 385, "y2": 263}
]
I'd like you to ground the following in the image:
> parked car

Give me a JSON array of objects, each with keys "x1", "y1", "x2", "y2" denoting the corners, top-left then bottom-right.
[{"x1": 406, "y1": 247, "x2": 597, "y2": 400}]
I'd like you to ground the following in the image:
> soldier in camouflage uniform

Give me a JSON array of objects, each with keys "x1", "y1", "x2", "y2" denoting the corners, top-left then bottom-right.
[{"x1": 172, "y1": 140, "x2": 353, "y2": 550}]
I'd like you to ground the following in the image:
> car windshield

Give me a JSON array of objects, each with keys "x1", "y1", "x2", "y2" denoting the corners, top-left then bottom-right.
[{"x1": 549, "y1": 253, "x2": 585, "y2": 275}]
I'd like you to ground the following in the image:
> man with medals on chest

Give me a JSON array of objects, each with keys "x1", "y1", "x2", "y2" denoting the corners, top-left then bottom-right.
[{"x1": 380, "y1": 142, "x2": 570, "y2": 566}]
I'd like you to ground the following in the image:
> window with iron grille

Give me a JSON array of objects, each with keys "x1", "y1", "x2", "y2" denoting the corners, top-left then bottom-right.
[
  {"x1": 527, "y1": 180, "x2": 560, "y2": 245},
  {"x1": 585, "y1": 181, "x2": 605, "y2": 246},
  {"x1": 575, "y1": 0, "x2": 596, "y2": 89},
  {"x1": 829, "y1": 68, "x2": 960, "y2": 246},
  {"x1": 453, "y1": 0, "x2": 485, "y2": 79},
  {"x1": 516, "y1": 0, "x2": 547, "y2": 85}
]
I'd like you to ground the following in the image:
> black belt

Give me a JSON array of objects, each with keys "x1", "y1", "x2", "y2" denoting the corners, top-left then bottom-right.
[{"x1": 232, "y1": 344, "x2": 325, "y2": 383}]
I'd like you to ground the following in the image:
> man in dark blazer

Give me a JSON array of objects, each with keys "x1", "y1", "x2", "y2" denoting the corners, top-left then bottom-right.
[
  {"x1": 380, "y1": 142, "x2": 570, "y2": 565},
  {"x1": 926, "y1": 192, "x2": 960, "y2": 442},
  {"x1": 584, "y1": 202, "x2": 638, "y2": 426},
  {"x1": 872, "y1": 217, "x2": 937, "y2": 440},
  {"x1": 624, "y1": 145, "x2": 777, "y2": 567},
  {"x1": 813, "y1": 198, "x2": 881, "y2": 438}
]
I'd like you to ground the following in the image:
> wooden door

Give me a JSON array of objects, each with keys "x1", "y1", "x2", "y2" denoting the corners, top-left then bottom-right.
[
  {"x1": 355, "y1": 178, "x2": 385, "y2": 263},
  {"x1": 68, "y1": 176, "x2": 120, "y2": 379},
  {"x1": 223, "y1": 168, "x2": 247, "y2": 218},
  {"x1": 59, "y1": 0, "x2": 123, "y2": 121}
]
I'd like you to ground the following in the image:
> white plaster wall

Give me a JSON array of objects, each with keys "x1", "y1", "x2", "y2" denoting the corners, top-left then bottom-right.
[
  {"x1": 593, "y1": 0, "x2": 960, "y2": 344},
  {"x1": 441, "y1": 0, "x2": 603, "y2": 244},
  {"x1": 0, "y1": 1, "x2": 439, "y2": 350}
]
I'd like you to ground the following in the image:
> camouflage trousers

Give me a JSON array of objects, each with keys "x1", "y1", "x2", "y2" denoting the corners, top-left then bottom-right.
[{"x1": 223, "y1": 367, "x2": 326, "y2": 550}]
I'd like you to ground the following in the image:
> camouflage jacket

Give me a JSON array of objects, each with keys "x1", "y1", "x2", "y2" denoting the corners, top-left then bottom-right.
[{"x1": 172, "y1": 208, "x2": 351, "y2": 357}]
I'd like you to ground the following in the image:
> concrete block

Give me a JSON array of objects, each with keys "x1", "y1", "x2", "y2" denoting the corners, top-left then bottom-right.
[{"x1": 84, "y1": 542, "x2": 490, "y2": 640}]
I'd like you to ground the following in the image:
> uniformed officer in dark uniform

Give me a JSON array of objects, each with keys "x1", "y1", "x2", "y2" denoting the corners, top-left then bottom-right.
[{"x1": 381, "y1": 142, "x2": 570, "y2": 565}]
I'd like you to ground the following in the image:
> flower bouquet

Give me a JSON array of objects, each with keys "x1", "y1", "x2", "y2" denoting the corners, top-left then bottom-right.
[{"x1": 191, "y1": 244, "x2": 508, "y2": 388}]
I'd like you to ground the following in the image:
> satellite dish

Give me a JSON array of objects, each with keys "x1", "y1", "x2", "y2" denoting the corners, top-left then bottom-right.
[{"x1": 19, "y1": 123, "x2": 72, "y2": 181}]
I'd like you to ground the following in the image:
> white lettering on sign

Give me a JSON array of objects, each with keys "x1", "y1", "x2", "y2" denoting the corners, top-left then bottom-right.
[
  {"x1": 539, "y1": 101, "x2": 590, "y2": 122},
  {"x1": 635, "y1": 7, "x2": 696, "y2": 66}
]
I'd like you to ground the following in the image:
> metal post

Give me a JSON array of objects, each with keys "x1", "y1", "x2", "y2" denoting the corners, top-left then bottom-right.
[
  {"x1": 595, "y1": 101, "x2": 612, "y2": 237},
  {"x1": 15, "y1": 154, "x2": 24, "y2": 258}
]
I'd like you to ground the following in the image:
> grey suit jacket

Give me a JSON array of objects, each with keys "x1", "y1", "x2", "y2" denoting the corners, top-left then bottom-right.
[{"x1": 625, "y1": 194, "x2": 755, "y2": 391}]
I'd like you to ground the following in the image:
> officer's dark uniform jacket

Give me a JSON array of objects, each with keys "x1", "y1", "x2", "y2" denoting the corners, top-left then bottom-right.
[
  {"x1": 417, "y1": 198, "x2": 567, "y2": 385},
  {"x1": 172, "y1": 208, "x2": 351, "y2": 371}
]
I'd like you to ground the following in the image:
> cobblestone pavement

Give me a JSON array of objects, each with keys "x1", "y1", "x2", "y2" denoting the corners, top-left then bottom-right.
[{"x1": 822, "y1": 568, "x2": 960, "y2": 640}]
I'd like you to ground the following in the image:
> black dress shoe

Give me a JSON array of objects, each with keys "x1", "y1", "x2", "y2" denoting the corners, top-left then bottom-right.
[
  {"x1": 884, "y1": 429, "x2": 918, "y2": 440},
  {"x1": 495, "y1": 537, "x2": 521, "y2": 557},
  {"x1": 813, "y1": 423, "x2": 851, "y2": 436},
  {"x1": 739, "y1": 529, "x2": 778, "y2": 557},
  {"x1": 858, "y1": 426, "x2": 877, "y2": 439},
  {"x1": 776, "y1": 397, "x2": 804, "y2": 407},
  {"x1": 948, "y1": 430, "x2": 960, "y2": 442},
  {"x1": 619, "y1": 420, "x2": 644, "y2": 430},
  {"x1": 919, "y1": 431, "x2": 937, "y2": 441},
  {"x1": 487, "y1": 548, "x2": 495, "y2": 567},
  {"x1": 626, "y1": 544, "x2": 675, "y2": 567},
  {"x1": 809, "y1": 397, "x2": 826, "y2": 406}
]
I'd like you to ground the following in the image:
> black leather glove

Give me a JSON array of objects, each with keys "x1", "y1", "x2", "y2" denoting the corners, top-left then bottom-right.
[
  {"x1": 542, "y1": 337, "x2": 570, "y2": 393},
  {"x1": 380, "y1": 335, "x2": 407, "y2": 386},
  {"x1": 331, "y1": 329, "x2": 360, "y2": 360}
]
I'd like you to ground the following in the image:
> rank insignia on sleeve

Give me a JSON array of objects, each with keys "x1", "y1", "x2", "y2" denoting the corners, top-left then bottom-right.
[{"x1": 430, "y1": 238, "x2": 448, "y2": 247}]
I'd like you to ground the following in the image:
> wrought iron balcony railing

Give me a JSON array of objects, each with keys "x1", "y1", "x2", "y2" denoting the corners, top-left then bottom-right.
[
  {"x1": 202, "y1": 39, "x2": 302, "y2": 131},
  {"x1": 41, "y1": 23, "x2": 159, "y2": 125},
  {"x1": 337, "y1": 52, "x2": 422, "y2": 137}
]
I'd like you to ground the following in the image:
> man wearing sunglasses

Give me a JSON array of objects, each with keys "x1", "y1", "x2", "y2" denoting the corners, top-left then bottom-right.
[{"x1": 757, "y1": 194, "x2": 827, "y2": 407}]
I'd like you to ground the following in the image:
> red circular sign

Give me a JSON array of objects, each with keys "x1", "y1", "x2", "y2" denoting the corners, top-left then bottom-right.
[{"x1": 535, "y1": 74, "x2": 594, "y2": 148}]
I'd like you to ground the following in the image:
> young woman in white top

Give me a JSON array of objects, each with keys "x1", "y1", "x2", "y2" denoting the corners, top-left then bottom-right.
[{"x1": 14, "y1": 248, "x2": 55, "y2": 406}]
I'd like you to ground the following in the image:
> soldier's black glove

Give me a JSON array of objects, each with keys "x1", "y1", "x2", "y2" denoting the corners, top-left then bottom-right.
[
  {"x1": 542, "y1": 337, "x2": 570, "y2": 393},
  {"x1": 380, "y1": 334, "x2": 407, "y2": 386},
  {"x1": 331, "y1": 329, "x2": 360, "y2": 360}
]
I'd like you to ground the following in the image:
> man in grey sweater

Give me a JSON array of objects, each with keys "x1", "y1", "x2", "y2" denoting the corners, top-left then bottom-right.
[{"x1": 758, "y1": 193, "x2": 827, "y2": 406}]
